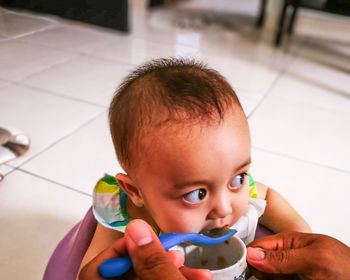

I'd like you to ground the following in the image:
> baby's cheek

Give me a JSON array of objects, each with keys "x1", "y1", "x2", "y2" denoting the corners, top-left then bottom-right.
[{"x1": 233, "y1": 194, "x2": 250, "y2": 222}]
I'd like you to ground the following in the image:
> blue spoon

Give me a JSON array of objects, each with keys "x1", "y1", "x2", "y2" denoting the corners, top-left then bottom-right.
[{"x1": 99, "y1": 228, "x2": 237, "y2": 278}]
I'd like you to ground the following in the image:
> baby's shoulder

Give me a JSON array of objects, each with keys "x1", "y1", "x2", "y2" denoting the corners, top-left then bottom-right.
[
  {"x1": 254, "y1": 181, "x2": 268, "y2": 200},
  {"x1": 91, "y1": 224, "x2": 124, "y2": 252},
  {"x1": 79, "y1": 224, "x2": 124, "y2": 272}
]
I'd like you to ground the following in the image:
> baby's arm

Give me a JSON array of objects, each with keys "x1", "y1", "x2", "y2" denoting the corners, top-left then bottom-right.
[
  {"x1": 256, "y1": 182, "x2": 312, "y2": 233},
  {"x1": 77, "y1": 224, "x2": 124, "y2": 279}
]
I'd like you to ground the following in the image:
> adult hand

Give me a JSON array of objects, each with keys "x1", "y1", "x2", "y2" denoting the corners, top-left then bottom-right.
[
  {"x1": 247, "y1": 232, "x2": 350, "y2": 280},
  {"x1": 79, "y1": 219, "x2": 212, "y2": 280}
]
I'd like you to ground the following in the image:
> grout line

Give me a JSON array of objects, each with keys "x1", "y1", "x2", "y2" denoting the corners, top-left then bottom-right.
[
  {"x1": 247, "y1": 38, "x2": 309, "y2": 119},
  {"x1": 0, "y1": 24, "x2": 58, "y2": 42},
  {"x1": 12, "y1": 36, "x2": 138, "y2": 67},
  {"x1": 0, "y1": 11, "x2": 11, "y2": 16},
  {"x1": 246, "y1": 71, "x2": 284, "y2": 119},
  {"x1": 0, "y1": 52, "x2": 132, "y2": 106},
  {"x1": 15, "y1": 82, "x2": 109, "y2": 108},
  {"x1": 8, "y1": 110, "x2": 107, "y2": 169},
  {"x1": 17, "y1": 35, "x2": 112, "y2": 57},
  {"x1": 0, "y1": 10, "x2": 60, "y2": 42},
  {"x1": 13, "y1": 52, "x2": 80, "y2": 82},
  {"x1": 0, "y1": 77, "x2": 108, "y2": 116},
  {"x1": 4, "y1": 8, "x2": 59, "y2": 24},
  {"x1": 87, "y1": 53, "x2": 136, "y2": 67},
  {"x1": 252, "y1": 146, "x2": 350, "y2": 175},
  {"x1": 2, "y1": 166, "x2": 19, "y2": 178},
  {"x1": 4, "y1": 15, "x2": 179, "y2": 60},
  {"x1": 0, "y1": 50, "x2": 80, "y2": 86},
  {"x1": 0, "y1": 77, "x2": 16, "y2": 84},
  {"x1": 15, "y1": 168, "x2": 92, "y2": 197},
  {"x1": 266, "y1": 89, "x2": 350, "y2": 116}
]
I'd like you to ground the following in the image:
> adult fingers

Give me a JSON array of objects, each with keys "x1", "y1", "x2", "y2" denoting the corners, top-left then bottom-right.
[
  {"x1": 180, "y1": 266, "x2": 212, "y2": 280},
  {"x1": 125, "y1": 219, "x2": 186, "y2": 280},
  {"x1": 168, "y1": 250, "x2": 212, "y2": 280},
  {"x1": 248, "y1": 232, "x2": 311, "y2": 251},
  {"x1": 247, "y1": 232, "x2": 317, "y2": 275},
  {"x1": 167, "y1": 250, "x2": 185, "y2": 268},
  {"x1": 247, "y1": 246, "x2": 308, "y2": 275}
]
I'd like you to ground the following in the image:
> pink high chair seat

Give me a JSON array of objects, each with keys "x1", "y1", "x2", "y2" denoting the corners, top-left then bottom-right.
[
  {"x1": 43, "y1": 207, "x2": 96, "y2": 280},
  {"x1": 43, "y1": 207, "x2": 274, "y2": 280}
]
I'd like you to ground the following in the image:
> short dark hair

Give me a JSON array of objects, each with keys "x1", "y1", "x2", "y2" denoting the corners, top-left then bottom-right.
[{"x1": 109, "y1": 57, "x2": 242, "y2": 169}]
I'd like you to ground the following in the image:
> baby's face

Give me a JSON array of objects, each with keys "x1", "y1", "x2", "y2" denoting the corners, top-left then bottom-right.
[{"x1": 132, "y1": 110, "x2": 251, "y2": 233}]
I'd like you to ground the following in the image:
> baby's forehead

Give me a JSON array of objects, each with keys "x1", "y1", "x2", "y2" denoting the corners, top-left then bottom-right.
[
  {"x1": 150, "y1": 105, "x2": 245, "y2": 132},
  {"x1": 127, "y1": 110, "x2": 250, "y2": 186},
  {"x1": 141, "y1": 115, "x2": 220, "y2": 141},
  {"x1": 134, "y1": 109, "x2": 247, "y2": 155}
]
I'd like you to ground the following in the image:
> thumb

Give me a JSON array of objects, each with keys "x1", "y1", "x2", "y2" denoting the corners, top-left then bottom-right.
[
  {"x1": 247, "y1": 247, "x2": 308, "y2": 275},
  {"x1": 125, "y1": 219, "x2": 186, "y2": 280}
]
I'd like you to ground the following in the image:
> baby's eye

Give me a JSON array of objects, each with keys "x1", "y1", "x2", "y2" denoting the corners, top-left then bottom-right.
[
  {"x1": 183, "y1": 189, "x2": 207, "y2": 203},
  {"x1": 230, "y1": 173, "x2": 247, "y2": 190}
]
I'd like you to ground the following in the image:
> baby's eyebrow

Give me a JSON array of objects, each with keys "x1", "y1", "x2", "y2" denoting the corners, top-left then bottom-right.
[
  {"x1": 234, "y1": 157, "x2": 251, "y2": 173},
  {"x1": 173, "y1": 180, "x2": 210, "y2": 189},
  {"x1": 173, "y1": 157, "x2": 251, "y2": 190}
]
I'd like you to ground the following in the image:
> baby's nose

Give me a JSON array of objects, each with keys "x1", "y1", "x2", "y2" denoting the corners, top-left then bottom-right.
[{"x1": 207, "y1": 196, "x2": 232, "y2": 220}]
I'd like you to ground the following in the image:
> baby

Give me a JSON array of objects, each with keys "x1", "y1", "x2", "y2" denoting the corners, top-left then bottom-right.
[{"x1": 79, "y1": 58, "x2": 311, "y2": 274}]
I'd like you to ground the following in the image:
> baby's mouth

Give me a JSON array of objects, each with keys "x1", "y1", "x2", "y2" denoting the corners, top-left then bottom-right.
[
  {"x1": 200, "y1": 227, "x2": 231, "y2": 238},
  {"x1": 201, "y1": 223, "x2": 231, "y2": 232}
]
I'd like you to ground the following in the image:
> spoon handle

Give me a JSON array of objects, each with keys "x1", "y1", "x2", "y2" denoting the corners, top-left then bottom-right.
[
  {"x1": 99, "y1": 256, "x2": 132, "y2": 278},
  {"x1": 99, "y1": 230, "x2": 236, "y2": 278}
]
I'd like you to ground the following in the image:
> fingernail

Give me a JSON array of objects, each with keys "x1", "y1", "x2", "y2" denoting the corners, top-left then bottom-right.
[
  {"x1": 127, "y1": 219, "x2": 153, "y2": 246},
  {"x1": 247, "y1": 247, "x2": 265, "y2": 261}
]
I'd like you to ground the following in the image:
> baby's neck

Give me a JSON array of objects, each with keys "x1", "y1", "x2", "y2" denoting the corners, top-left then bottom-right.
[{"x1": 126, "y1": 197, "x2": 159, "y2": 231}]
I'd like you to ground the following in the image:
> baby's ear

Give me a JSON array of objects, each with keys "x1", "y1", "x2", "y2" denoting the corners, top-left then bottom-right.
[{"x1": 115, "y1": 173, "x2": 144, "y2": 207}]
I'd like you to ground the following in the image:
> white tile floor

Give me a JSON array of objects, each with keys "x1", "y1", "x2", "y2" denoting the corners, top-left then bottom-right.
[{"x1": 0, "y1": 1, "x2": 350, "y2": 279}]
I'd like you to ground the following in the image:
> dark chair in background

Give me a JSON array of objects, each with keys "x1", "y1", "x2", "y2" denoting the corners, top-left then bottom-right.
[
  {"x1": 149, "y1": 0, "x2": 268, "y2": 28},
  {"x1": 275, "y1": 0, "x2": 350, "y2": 46},
  {"x1": 0, "y1": 0, "x2": 268, "y2": 34},
  {"x1": 0, "y1": 0, "x2": 129, "y2": 32}
]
